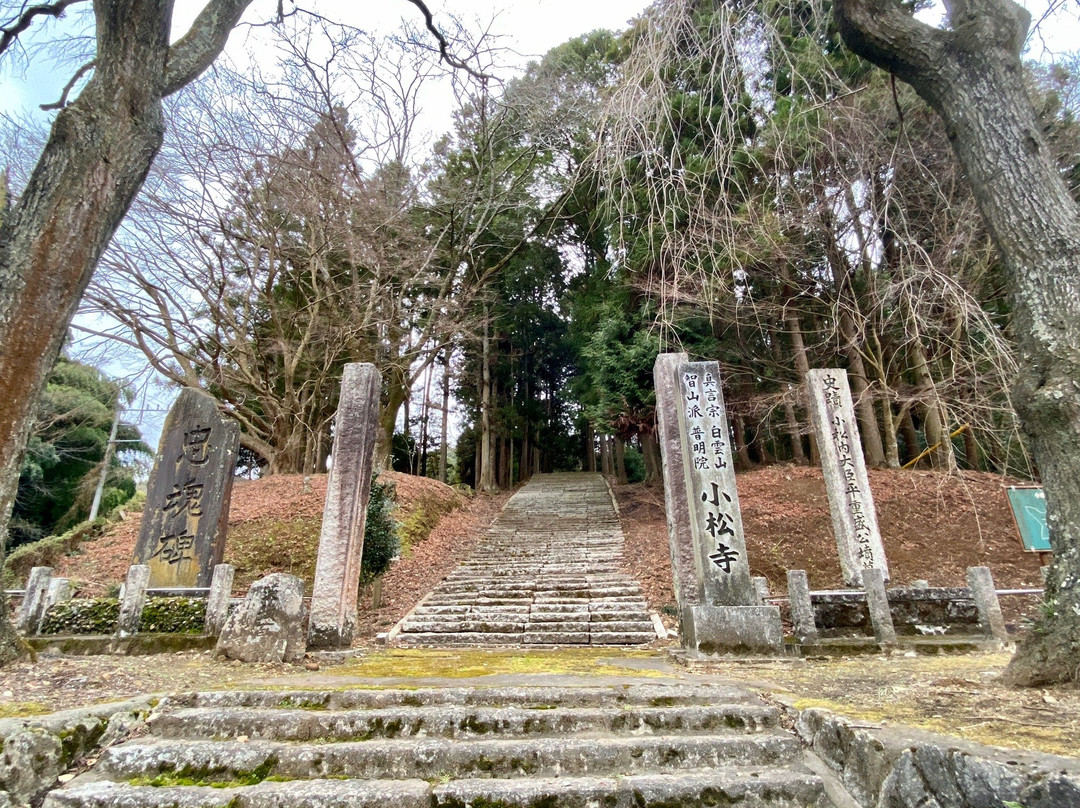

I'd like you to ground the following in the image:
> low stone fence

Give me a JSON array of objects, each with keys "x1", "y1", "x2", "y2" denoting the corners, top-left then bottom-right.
[
  {"x1": 8, "y1": 563, "x2": 236, "y2": 644},
  {"x1": 812, "y1": 586, "x2": 979, "y2": 636}
]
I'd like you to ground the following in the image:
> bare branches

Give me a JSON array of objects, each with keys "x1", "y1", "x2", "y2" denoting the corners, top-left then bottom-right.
[
  {"x1": 162, "y1": 0, "x2": 256, "y2": 96},
  {"x1": 0, "y1": 0, "x2": 85, "y2": 57},
  {"x1": 40, "y1": 58, "x2": 93, "y2": 109},
  {"x1": 404, "y1": 0, "x2": 491, "y2": 82}
]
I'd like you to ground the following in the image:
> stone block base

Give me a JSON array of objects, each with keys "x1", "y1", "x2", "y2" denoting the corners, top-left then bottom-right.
[{"x1": 681, "y1": 605, "x2": 783, "y2": 656}]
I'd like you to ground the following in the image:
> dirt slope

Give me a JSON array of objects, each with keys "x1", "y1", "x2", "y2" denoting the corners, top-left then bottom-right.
[{"x1": 52, "y1": 472, "x2": 474, "y2": 595}]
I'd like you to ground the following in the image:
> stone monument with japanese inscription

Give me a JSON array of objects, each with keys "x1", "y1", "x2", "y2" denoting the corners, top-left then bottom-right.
[
  {"x1": 133, "y1": 389, "x2": 240, "y2": 588},
  {"x1": 806, "y1": 368, "x2": 889, "y2": 585},
  {"x1": 654, "y1": 353, "x2": 783, "y2": 655}
]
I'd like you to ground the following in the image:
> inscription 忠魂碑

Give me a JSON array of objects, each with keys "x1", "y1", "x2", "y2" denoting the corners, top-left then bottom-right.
[
  {"x1": 133, "y1": 389, "x2": 239, "y2": 588},
  {"x1": 807, "y1": 368, "x2": 888, "y2": 585},
  {"x1": 675, "y1": 361, "x2": 756, "y2": 607}
]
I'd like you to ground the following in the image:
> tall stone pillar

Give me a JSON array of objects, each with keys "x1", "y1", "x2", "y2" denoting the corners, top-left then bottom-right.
[
  {"x1": 308, "y1": 363, "x2": 382, "y2": 648},
  {"x1": 806, "y1": 369, "x2": 889, "y2": 585},
  {"x1": 654, "y1": 354, "x2": 782, "y2": 655}
]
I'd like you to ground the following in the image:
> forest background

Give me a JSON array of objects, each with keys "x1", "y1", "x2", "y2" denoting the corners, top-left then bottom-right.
[{"x1": 3, "y1": 0, "x2": 1080, "y2": 532}]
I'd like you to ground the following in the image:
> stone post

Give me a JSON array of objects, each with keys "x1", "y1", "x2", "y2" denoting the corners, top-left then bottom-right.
[
  {"x1": 308, "y1": 363, "x2": 382, "y2": 648},
  {"x1": 116, "y1": 565, "x2": 150, "y2": 638},
  {"x1": 753, "y1": 577, "x2": 771, "y2": 605},
  {"x1": 39, "y1": 578, "x2": 72, "y2": 633},
  {"x1": 862, "y1": 568, "x2": 896, "y2": 645},
  {"x1": 205, "y1": 563, "x2": 236, "y2": 637},
  {"x1": 133, "y1": 389, "x2": 240, "y2": 588},
  {"x1": 15, "y1": 567, "x2": 52, "y2": 635},
  {"x1": 654, "y1": 354, "x2": 782, "y2": 654},
  {"x1": 787, "y1": 570, "x2": 819, "y2": 644},
  {"x1": 967, "y1": 566, "x2": 1009, "y2": 641},
  {"x1": 806, "y1": 369, "x2": 889, "y2": 585},
  {"x1": 653, "y1": 352, "x2": 699, "y2": 610}
]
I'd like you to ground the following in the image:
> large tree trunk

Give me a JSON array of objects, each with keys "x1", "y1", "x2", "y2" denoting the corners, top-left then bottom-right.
[
  {"x1": 910, "y1": 340, "x2": 957, "y2": 472},
  {"x1": 0, "y1": 0, "x2": 253, "y2": 665},
  {"x1": 785, "y1": 308, "x2": 819, "y2": 464},
  {"x1": 641, "y1": 431, "x2": 663, "y2": 486},
  {"x1": 479, "y1": 318, "x2": 496, "y2": 493},
  {"x1": 836, "y1": 0, "x2": 1080, "y2": 685},
  {"x1": 439, "y1": 355, "x2": 450, "y2": 483}
]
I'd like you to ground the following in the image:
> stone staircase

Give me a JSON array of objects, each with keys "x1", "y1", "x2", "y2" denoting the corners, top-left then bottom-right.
[
  {"x1": 395, "y1": 473, "x2": 656, "y2": 647},
  {"x1": 45, "y1": 683, "x2": 836, "y2": 807}
]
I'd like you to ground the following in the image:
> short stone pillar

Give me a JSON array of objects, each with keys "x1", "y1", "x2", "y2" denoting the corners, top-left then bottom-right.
[
  {"x1": 15, "y1": 567, "x2": 52, "y2": 635},
  {"x1": 806, "y1": 369, "x2": 888, "y2": 585},
  {"x1": 786, "y1": 570, "x2": 818, "y2": 644},
  {"x1": 116, "y1": 565, "x2": 150, "y2": 638},
  {"x1": 862, "y1": 568, "x2": 896, "y2": 645},
  {"x1": 308, "y1": 363, "x2": 382, "y2": 648},
  {"x1": 217, "y1": 573, "x2": 306, "y2": 663},
  {"x1": 1040, "y1": 565, "x2": 1050, "y2": 584},
  {"x1": 967, "y1": 566, "x2": 1008, "y2": 641},
  {"x1": 133, "y1": 389, "x2": 240, "y2": 588},
  {"x1": 753, "y1": 577, "x2": 771, "y2": 605},
  {"x1": 204, "y1": 563, "x2": 236, "y2": 637},
  {"x1": 653, "y1": 353, "x2": 783, "y2": 655}
]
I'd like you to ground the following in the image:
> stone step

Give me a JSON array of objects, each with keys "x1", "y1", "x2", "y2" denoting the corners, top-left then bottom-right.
[
  {"x1": 149, "y1": 704, "x2": 780, "y2": 742},
  {"x1": 90, "y1": 732, "x2": 802, "y2": 783},
  {"x1": 170, "y1": 685, "x2": 760, "y2": 711},
  {"x1": 433, "y1": 769, "x2": 827, "y2": 808},
  {"x1": 43, "y1": 778, "x2": 432, "y2": 808}
]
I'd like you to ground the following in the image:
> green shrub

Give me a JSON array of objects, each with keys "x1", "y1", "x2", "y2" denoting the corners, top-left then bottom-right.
[
  {"x1": 140, "y1": 597, "x2": 205, "y2": 634},
  {"x1": 40, "y1": 598, "x2": 120, "y2": 635},
  {"x1": 361, "y1": 476, "x2": 399, "y2": 584}
]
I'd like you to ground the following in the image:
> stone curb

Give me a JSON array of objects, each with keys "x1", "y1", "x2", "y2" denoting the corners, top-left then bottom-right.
[{"x1": 792, "y1": 705, "x2": 1080, "y2": 808}]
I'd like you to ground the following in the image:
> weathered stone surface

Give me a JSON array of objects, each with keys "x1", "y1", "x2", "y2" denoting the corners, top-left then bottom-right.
[
  {"x1": 44, "y1": 578, "x2": 72, "y2": 611},
  {"x1": 308, "y1": 363, "x2": 381, "y2": 649},
  {"x1": 966, "y1": 566, "x2": 1008, "y2": 641},
  {"x1": 16, "y1": 566, "x2": 52, "y2": 635},
  {"x1": 681, "y1": 605, "x2": 784, "y2": 656},
  {"x1": 0, "y1": 727, "x2": 64, "y2": 806},
  {"x1": 652, "y1": 352, "x2": 699, "y2": 610},
  {"x1": 133, "y1": 389, "x2": 239, "y2": 588},
  {"x1": 204, "y1": 563, "x2": 235, "y2": 637},
  {"x1": 115, "y1": 565, "x2": 150, "y2": 639},
  {"x1": 862, "y1": 568, "x2": 896, "y2": 645},
  {"x1": 797, "y1": 707, "x2": 1080, "y2": 808},
  {"x1": 806, "y1": 369, "x2": 888, "y2": 585},
  {"x1": 657, "y1": 356, "x2": 757, "y2": 608},
  {"x1": 787, "y1": 570, "x2": 819, "y2": 644},
  {"x1": 753, "y1": 576, "x2": 771, "y2": 604},
  {"x1": 215, "y1": 574, "x2": 305, "y2": 664}
]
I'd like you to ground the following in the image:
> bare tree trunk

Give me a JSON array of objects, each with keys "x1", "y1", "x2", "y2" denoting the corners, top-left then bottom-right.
[
  {"x1": 880, "y1": 397, "x2": 901, "y2": 469},
  {"x1": 614, "y1": 437, "x2": 628, "y2": 485},
  {"x1": 733, "y1": 413, "x2": 753, "y2": 470},
  {"x1": 479, "y1": 317, "x2": 496, "y2": 493},
  {"x1": 962, "y1": 426, "x2": 980, "y2": 471},
  {"x1": 641, "y1": 431, "x2": 663, "y2": 485},
  {"x1": 439, "y1": 353, "x2": 450, "y2": 483},
  {"x1": 840, "y1": 313, "x2": 887, "y2": 467},
  {"x1": 0, "y1": 0, "x2": 253, "y2": 665},
  {"x1": 910, "y1": 340, "x2": 957, "y2": 472},
  {"x1": 785, "y1": 309, "x2": 819, "y2": 464},
  {"x1": 584, "y1": 422, "x2": 596, "y2": 472},
  {"x1": 837, "y1": 0, "x2": 1080, "y2": 684}
]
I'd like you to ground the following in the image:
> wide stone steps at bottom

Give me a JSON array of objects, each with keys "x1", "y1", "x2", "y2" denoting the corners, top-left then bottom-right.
[
  {"x1": 43, "y1": 684, "x2": 837, "y2": 808},
  {"x1": 47, "y1": 769, "x2": 828, "y2": 808}
]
